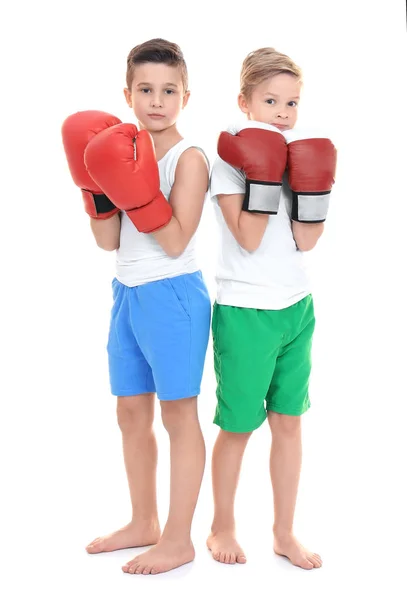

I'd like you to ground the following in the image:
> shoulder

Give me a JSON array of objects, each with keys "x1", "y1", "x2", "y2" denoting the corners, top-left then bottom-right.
[
  {"x1": 174, "y1": 142, "x2": 210, "y2": 182},
  {"x1": 172, "y1": 149, "x2": 209, "y2": 196},
  {"x1": 160, "y1": 140, "x2": 208, "y2": 189},
  {"x1": 177, "y1": 146, "x2": 209, "y2": 171}
]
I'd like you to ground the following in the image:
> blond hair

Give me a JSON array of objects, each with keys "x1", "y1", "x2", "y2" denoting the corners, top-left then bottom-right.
[{"x1": 240, "y1": 47, "x2": 302, "y2": 98}]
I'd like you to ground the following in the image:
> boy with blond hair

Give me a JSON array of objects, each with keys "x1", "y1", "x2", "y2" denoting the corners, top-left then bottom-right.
[{"x1": 207, "y1": 47, "x2": 336, "y2": 569}]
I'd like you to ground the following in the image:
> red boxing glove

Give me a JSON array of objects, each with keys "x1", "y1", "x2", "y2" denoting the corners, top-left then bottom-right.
[
  {"x1": 218, "y1": 122, "x2": 287, "y2": 214},
  {"x1": 283, "y1": 129, "x2": 337, "y2": 222},
  {"x1": 61, "y1": 110, "x2": 122, "y2": 219},
  {"x1": 84, "y1": 123, "x2": 172, "y2": 233}
]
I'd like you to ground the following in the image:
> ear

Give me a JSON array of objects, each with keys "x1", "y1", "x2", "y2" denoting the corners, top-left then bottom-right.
[
  {"x1": 238, "y1": 93, "x2": 249, "y2": 114},
  {"x1": 182, "y1": 90, "x2": 191, "y2": 109},
  {"x1": 123, "y1": 87, "x2": 132, "y2": 108}
]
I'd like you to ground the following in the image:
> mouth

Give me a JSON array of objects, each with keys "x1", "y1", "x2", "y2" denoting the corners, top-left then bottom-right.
[
  {"x1": 148, "y1": 114, "x2": 165, "y2": 119},
  {"x1": 272, "y1": 123, "x2": 289, "y2": 131}
]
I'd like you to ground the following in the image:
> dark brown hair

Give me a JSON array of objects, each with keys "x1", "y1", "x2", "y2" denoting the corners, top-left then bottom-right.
[{"x1": 126, "y1": 38, "x2": 188, "y2": 92}]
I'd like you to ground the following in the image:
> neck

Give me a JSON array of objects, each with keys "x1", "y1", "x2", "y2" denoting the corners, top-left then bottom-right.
[{"x1": 139, "y1": 122, "x2": 182, "y2": 150}]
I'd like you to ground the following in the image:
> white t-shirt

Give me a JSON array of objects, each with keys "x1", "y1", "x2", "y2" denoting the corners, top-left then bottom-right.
[
  {"x1": 210, "y1": 156, "x2": 311, "y2": 310},
  {"x1": 116, "y1": 139, "x2": 209, "y2": 287}
]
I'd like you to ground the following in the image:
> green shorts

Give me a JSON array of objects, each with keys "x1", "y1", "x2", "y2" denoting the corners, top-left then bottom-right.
[{"x1": 212, "y1": 295, "x2": 315, "y2": 433}]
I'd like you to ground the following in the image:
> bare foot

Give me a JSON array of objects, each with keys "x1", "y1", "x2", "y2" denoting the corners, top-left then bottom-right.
[
  {"x1": 273, "y1": 532, "x2": 322, "y2": 569},
  {"x1": 122, "y1": 538, "x2": 195, "y2": 575},
  {"x1": 206, "y1": 531, "x2": 247, "y2": 564},
  {"x1": 86, "y1": 521, "x2": 161, "y2": 554}
]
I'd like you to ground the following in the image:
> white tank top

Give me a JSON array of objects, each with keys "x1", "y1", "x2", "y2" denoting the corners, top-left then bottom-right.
[{"x1": 115, "y1": 139, "x2": 209, "y2": 287}]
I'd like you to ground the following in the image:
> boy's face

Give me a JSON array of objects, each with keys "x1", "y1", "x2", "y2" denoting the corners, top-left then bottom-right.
[
  {"x1": 124, "y1": 63, "x2": 189, "y2": 132},
  {"x1": 238, "y1": 73, "x2": 301, "y2": 131}
]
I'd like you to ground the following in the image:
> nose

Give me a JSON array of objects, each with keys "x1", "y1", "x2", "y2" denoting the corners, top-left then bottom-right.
[
  {"x1": 277, "y1": 109, "x2": 288, "y2": 119},
  {"x1": 150, "y1": 93, "x2": 163, "y2": 108}
]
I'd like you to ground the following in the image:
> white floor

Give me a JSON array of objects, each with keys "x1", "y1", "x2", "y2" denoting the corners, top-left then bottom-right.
[
  {"x1": 4, "y1": 487, "x2": 405, "y2": 600},
  {"x1": 3, "y1": 364, "x2": 406, "y2": 600}
]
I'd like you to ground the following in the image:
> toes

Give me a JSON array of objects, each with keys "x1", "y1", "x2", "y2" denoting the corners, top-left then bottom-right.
[
  {"x1": 87, "y1": 537, "x2": 100, "y2": 547},
  {"x1": 300, "y1": 558, "x2": 314, "y2": 570},
  {"x1": 86, "y1": 540, "x2": 103, "y2": 554},
  {"x1": 212, "y1": 549, "x2": 246, "y2": 565},
  {"x1": 142, "y1": 566, "x2": 151, "y2": 575},
  {"x1": 134, "y1": 565, "x2": 144, "y2": 575},
  {"x1": 310, "y1": 554, "x2": 322, "y2": 568},
  {"x1": 124, "y1": 561, "x2": 141, "y2": 575}
]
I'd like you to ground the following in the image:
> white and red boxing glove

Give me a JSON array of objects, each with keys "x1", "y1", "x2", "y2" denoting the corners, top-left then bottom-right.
[
  {"x1": 84, "y1": 123, "x2": 172, "y2": 233},
  {"x1": 218, "y1": 122, "x2": 288, "y2": 214},
  {"x1": 61, "y1": 110, "x2": 122, "y2": 219},
  {"x1": 283, "y1": 129, "x2": 337, "y2": 222}
]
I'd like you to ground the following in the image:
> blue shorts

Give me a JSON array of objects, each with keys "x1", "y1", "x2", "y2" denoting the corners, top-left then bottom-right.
[{"x1": 107, "y1": 271, "x2": 211, "y2": 400}]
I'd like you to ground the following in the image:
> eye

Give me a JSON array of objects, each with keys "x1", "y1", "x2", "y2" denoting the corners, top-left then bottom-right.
[
  {"x1": 165, "y1": 89, "x2": 175, "y2": 95},
  {"x1": 140, "y1": 88, "x2": 151, "y2": 93},
  {"x1": 288, "y1": 101, "x2": 298, "y2": 107},
  {"x1": 266, "y1": 98, "x2": 275, "y2": 105}
]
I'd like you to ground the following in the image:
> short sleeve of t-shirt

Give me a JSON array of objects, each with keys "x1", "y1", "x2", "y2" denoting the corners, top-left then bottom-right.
[{"x1": 210, "y1": 156, "x2": 246, "y2": 201}]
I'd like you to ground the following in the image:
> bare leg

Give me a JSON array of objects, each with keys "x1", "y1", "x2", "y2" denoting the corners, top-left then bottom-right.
[
  {"x1": 207, "y1": 430, "x2": 251, "y2": 564},
  {"x1": 268, "y1": 412, "x2": 322, "y2": 569},
  {"x1": 86, "y1": 394, "x2": 160, "y2": 553},
  {"x1": 123, "y1": 397, "x2": 205, "y2": 575}
]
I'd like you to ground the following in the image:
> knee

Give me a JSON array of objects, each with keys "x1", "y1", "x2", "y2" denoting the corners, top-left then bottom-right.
[
  {"x1": 160, "y1": 397, "x2": 197, "y2": 434},
  {"x1": 116, "y1": 395, "x2": 154, "y2": 435},
  {"x1": 221, "y1": 430, "x2": 252, "y2": 445},
  {"x1": 269, "y1": 413, "x2": 301, "y2": 437}
]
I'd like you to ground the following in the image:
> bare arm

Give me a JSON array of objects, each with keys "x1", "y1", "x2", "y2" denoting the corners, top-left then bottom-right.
[
  {"x1": 90, "y1": 212, "x2": 121, "y2": 251},
  {"x1": 291, "y1": 221, "x2": 324, "y2": 251},
  {"x1": 217, "y1": 194, "x2": 269, "y2": 252},
  {"x1": 152, "y1": 148, "x2": 209, "y2": 258}
]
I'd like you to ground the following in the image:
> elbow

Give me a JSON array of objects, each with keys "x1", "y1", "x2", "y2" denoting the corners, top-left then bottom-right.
[
  {"x1": 165, "y1": 244, "x2": 186, "y2": 258},
  {"x1": 97, "y1": 240, "x2": 119, "y2": 251},
  {"x1": 295, "y1": 231, "x2": 322, "y2": 251},
  {"x1": 239, "y1": 236, "x2": 261, "y2": 253},
  {"x1": 241, "y1": 242, "x2": 260, "y2": 253},
  {"x1": 296, "y1": 239, "x2": 317, "y2": 252},
  {"x1": 160, "y1": 235, "x2": 189, "y2": 258},
  {"x1": 293, "y1": 222, "x2": 324, "y2": 252},
  {"x1": 294, "y1": 231, "x2": 319, "y2": 252}
]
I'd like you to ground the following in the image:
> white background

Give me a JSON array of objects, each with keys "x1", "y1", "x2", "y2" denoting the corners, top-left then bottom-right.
[{"x1": 1, "y1": 1, "x2": 407, "y2": 598}]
